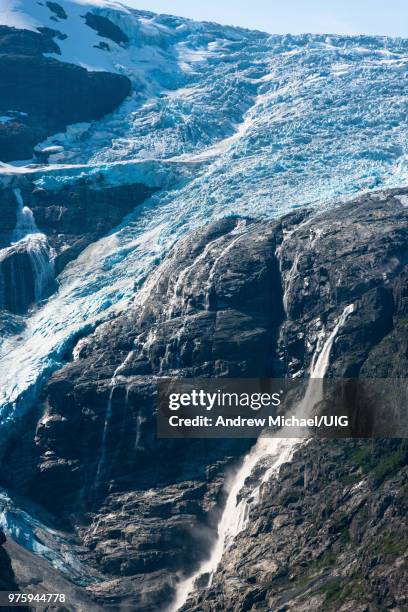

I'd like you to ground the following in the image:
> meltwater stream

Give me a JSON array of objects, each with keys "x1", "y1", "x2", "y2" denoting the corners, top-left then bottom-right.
[
  {"x1": 12, "y1": 189, "x2": 54, "y2": 303},
  {"x1": 12, "y1": 188, "x2": 38, "y2": 241},
  {"x1": 172, "y1": 304, "x2": 354, "y2": 610}
]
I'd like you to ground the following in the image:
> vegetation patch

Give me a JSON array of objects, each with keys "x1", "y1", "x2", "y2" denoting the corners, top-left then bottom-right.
[
  {"x1": 349, "y1": 441, "x2": 408, "y2": 481},
  {"x1": 372, "y1": 533, "x2": 408, "y2": 559}
]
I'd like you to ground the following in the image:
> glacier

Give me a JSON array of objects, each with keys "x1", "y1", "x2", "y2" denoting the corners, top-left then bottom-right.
[
  {"x1": 0, "y1": 487, "x2": 98, "y2": 585},
  {"x1": 1, "y1": 0, "x2": 408, "y2": 432}
]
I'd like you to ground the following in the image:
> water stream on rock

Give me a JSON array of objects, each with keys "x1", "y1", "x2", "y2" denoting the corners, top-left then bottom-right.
[
  {"x1": 13, "y1": 189, "x2": 55, "y2": 301},
  {"x1": 0, "y1": 6, "x2": 408, "y2": 583},
  {"x1": 12, "y1": 188, "x2": 39, "y2": 241},
  {"x1": 0, "y1": 189, "x2": 54, "y2": 312},
  {"x1": 1, "y1": 25, "x2": 408, "y2": 425},
  {"x1": 172, "y1": 303, "x2": 354, "y2": 611},
  {"x1": 94, "y1": 350, "x2": 136, "y2": 490}
]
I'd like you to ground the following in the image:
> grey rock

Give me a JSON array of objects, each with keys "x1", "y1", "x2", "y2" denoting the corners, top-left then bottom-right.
[{"x1": 2, "y1": 190, "x2": 408, "y2": 609}]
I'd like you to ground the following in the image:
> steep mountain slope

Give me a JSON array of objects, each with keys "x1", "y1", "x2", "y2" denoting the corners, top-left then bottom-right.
[
  {"x1": 1, "y1": 191, "x2": 408, "y2": 610},
  {"x1": 0, "y1": 8, "x2": 132, "y2": 161},
  {"x1": 2, "y1": 0, "x2": 408, "y2": 433},
  {"x1": 0, "y1": 1, "x2": 407, "y2": 611}
]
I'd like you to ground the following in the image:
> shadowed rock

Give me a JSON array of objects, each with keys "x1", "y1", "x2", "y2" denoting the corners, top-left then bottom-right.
[
  {"x1": 0, "y1": 26, "x2": 131, "y2": 161},
  {"x1": 83, "y1": 12, "x2": 129, "y2": 44}
]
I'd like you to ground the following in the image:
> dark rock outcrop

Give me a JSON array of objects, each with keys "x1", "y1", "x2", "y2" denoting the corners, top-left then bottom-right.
[
  {"x1": 0, "y1": 25, "x2": 60, "y2": 56},
  {"x1": 0, "y1": 237, "x2": 54, "y2": 314},
  {"x1": 2, "y1": 216, "x2": 286, "y2": 604},
  {"x1": 0, "y1": 176, "x2": 156, "y2": 313},
  {"x1": 0, "y1": 26, "x2": 131, "y2": 161},
  {"x1": 28, "y1": 179, "x2": 157, "y2": 274},
  {"x1": 46, "y1": 2, "x2": 68, "y2": 21},
  {"x1": 83, "y1": 12, "x2": 129, "y2": 44},
  {"x1": 0, "y1": 531, "x2": 101, "y2": 611},
  {"x1": 278, "y1": 189, "x2": 408, "y2": 379},
  {"x1": 0, "y1": 529, "x2": 18, "y2": 592},
  {"x1": 0, "y1": 54, "x2": 131, "y2": 126}
]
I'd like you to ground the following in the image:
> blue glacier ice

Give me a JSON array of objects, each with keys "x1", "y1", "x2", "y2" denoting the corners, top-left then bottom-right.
[
  {"x1": 1, "y1": 0, "x2": 408, "y2": 429},
  {"x1": 0, "y1": 488, "x2": 98, "y2": 584}
]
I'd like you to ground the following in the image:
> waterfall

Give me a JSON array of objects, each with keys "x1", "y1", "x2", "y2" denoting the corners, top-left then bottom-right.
[
  {"x1": 12, "y1": 188, "x2": 39, "y2": 242},
  {"x1": 94, "y1": 350, "x2": 135, "y2": 489},
  {"x1": 25, "y1": 236, "x2": 54, "y2": 302},
  {"x1": 204, "y1": 226, "x2": 247, "y2": 310},
  {"x1": 0, "y1": 189, "x2": 55, "y2": 312},
  {"x1": 134, "y1": 406, "x2": 145, "y2": 452},
  {"x1": 172, "y1": 303, "x2": 354, "y2": 611}
]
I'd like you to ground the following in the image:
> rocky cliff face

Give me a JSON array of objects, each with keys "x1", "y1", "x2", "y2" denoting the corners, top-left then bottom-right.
[
  {"x1": 0, "y1": 528, "x2": 18, "y2": 592},
  {"x1": 0, "y1": 25, "x2": 131, "y2": 161},
  {"x1": 0, "y1": 236, "x2": 54, "y2": 314},
  {"x1": 185, "y1": 439, "x2": 408, "y2": 611},
  {"x1": 0, "y1": 190, "x2": 407, "y2": 609},
  {"x1": 278, "y1": 189, "x2": 408, "y2": 379},
  {"x1": 0, "y1": 527, "x2": 101, "y2": 611}
]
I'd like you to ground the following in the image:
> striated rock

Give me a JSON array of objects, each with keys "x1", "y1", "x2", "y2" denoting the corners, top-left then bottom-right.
[
  {"x1": 278, "y1": 189, "x2": 408, "y2": 379},
  {"x1": 0, "y1": 25, "x2": 60, "y2": 56},
  {"x1": 3, "y1": 216, "x2": 286, "y2": 605}
]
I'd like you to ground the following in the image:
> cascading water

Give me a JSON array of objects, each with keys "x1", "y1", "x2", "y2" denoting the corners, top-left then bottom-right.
[
  {"x1": 94, "y1": 350, "x2": 136, "y2": 489},
  {"x1": 12, "y1": 188, "x2": 39, "y2": 241},
  {"x1": 0, "y1": 3, "x2": 407, "y2": 582},
  {"x1": 0, "y1": 189, "x2": 54, "y2": 314},
  {"x1": 12, "y1": 190, "x2": 55, "y2": 299},
  {"x1": 172, "y1": 304, "x2": 354, "y2": 611},
  {"x1": 134, "y1": 409, "x2": 145, "y2": 452}
]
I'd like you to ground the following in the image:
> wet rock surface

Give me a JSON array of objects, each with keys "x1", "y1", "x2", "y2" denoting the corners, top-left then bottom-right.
[
  {"x1": 1, "y1": 190, "x2": 408, "y2": 609},
  {"x1": 0, "y1": 237, "x2": 54, "y2": 314},
  {"x1": 278, "y1": 189, "x2": 408, "y2": 379}
]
